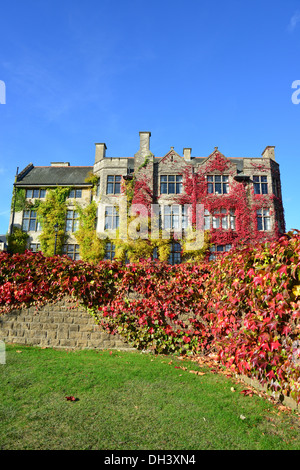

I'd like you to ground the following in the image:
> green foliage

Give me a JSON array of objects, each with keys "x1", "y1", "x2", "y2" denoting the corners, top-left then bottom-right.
[
  {"x1": 75, "y1": 201, "x2": 106, "y2": 263},
  {"x1": 84, "y1": 171, "x2": 99, "y2": 194},
  {"x1": 6, "y1": 227, "x2": 29, "y2": 254},
  {"x1": 37, "y1": 187, "x2": 70, "y2": 256},
  {"x1": 11, "y1": 188, "x2": 26, "y2": 212}
]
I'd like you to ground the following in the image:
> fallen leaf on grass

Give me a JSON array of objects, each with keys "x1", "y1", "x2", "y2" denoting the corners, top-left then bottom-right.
[
  {"x1": 240, "y1": 389, "x2": 254, "y2": 397},
  {"x1": 189, "y1": 370, "x2": 206, "y2": 376},
  {"x1": 65, "y1": 396, "x2": 78, "y2": 402}
]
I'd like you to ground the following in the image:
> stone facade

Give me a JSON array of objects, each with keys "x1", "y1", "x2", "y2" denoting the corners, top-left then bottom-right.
[
  {"x1": 8, "y1": 131, "x2": 285, "y2": 261},
  {"x1": 0, "y1": 298, "x2": 131, "y2": 350}
]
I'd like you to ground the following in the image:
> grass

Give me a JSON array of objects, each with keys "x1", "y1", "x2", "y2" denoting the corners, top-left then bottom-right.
[{"x1": 0, "y1": 343, "x2": 299, "y2": 450}]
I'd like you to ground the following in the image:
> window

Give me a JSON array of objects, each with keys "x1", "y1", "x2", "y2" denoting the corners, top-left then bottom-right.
[
  {"x1": 207, "y1": 175, "x2": 229, "y2": 194},
  {"x1": 22, "y1": 210, "x2": 41, "y2": 231},
  {"x1": 256, "y1": 208, "x2": 271, "y2": 231},
  {"x1": 164, "y1": 205, "x2": 180, "y2": 230},
  {"x1": 26, "y1": 188, "x2": 46, "y2": 198},
  {"x1": 63, "y1": 244, "x2": 80, "y2": 260},
  {"x1": 168, "y1": 241, "x2": 182, "y2": 265},
  {"x1": 206, "y1": 209, "x2": 236, "y2": 230},
  {"x1": 160, "y1": 175, "x2": 183, "y2": 194},
  {"x1": 68, "y1": 189, "x2": 82, "y2": 198},
  {"x1": 104, "y1": 242, "x2": 115, "y2": 260},
  {"x1": 160, "y1": 205, "x2": 187, "y2": 232},
  {"x1": 209, "y1": 244, "x2": 232, "y2": 261},
  {"x1": 253, "y1": 176, "x2": 268, "y2": 195},
  {"x1": 107, "y1": 175, "x2": 121, "y2": 194},
  {"x1": 29, "y1": 243, "x2": 41, "y2": 252},
  {"x1": 66, "y1": 210, "x2": 79, "y2": 232},
  {"x1": 204, "y1": 209, "x2": 211, "y2": 230},
  {"x1": 105, "y1": 206, "x2": 119, "y2": 230}
]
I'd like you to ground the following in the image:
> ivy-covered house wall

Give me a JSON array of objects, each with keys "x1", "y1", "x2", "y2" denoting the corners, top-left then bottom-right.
[{"x1": 7, "y1": 132, "x2": 285, "y2": 263}]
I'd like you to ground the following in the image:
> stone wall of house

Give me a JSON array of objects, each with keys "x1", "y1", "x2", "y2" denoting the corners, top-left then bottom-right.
[{"x1": 0, "y1": 298, "x2": 132, "y2": 350}]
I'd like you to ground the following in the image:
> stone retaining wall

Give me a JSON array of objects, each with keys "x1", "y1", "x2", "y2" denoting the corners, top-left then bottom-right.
[{"x1": 0, "y1": 298, "x2": 131, "y2": 350}]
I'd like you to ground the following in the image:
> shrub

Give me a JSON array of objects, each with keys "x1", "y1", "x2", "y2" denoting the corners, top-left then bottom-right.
[{"x1": 0, "y1": 230, "x2": 300, "y2": 402}]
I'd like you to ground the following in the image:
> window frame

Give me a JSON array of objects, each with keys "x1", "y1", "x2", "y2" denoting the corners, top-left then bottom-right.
[
  {"x1": 160, "y1": 175, "x2": 183, "y2": 195},
  {"x1": 66, "y1": 210, "x2": 79, "y2": 232},
  {"x1": 205, "y1": 208, "x2": 236, "y2": 230},
  {"x1": 168, "y1": 241, "x2": 182, "y2": 265},
  {"x1": 106, "y1": 175, "x2": 122, "y2": 195},
  {"x1": 26, "y1": 188, "x2": 46, "y2": 199},
  {"x1": 256, "y1": 208, "x2": 271, "y2": 231},
  {"x1": 253, "y1": 175, "x2": 268, "y2": 195},
  {"x1": 22, "y1": 210, "x2": 41, "y2": 232},
  {"x1": 207, "y1": 175, "x2": 229, "y2": 194},
  {"x1": 29, "y1": 243, "x2": 41, "y2": 252},
  {"x1": 62, "y1": 244, "x2": 80, "y2": 260},
  {"x1": 104, "y1": 241, "x2": 116, "y2": 260},
  {"x1": 68, "y1": 189, "x2": 82, "y2": 199},
  {"x1": 209, "y1": 244, "x2": 232, "y2": 261},
  {"x1": 104, "y1": 206, "x2": 119, "y2": 230}
]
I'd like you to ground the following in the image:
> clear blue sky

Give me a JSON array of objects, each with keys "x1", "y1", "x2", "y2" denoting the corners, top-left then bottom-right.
[{"x1": 1, "y1": 0, "x2": 300, "y2": 234}]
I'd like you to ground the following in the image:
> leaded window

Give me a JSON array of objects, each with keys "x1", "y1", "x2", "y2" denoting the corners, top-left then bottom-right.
[
  {"x1": 209, "y1": 244, "x2": 232, "y2": 261},
  {"x1": 160, "y1": 175, "x2": 183, "y2": 194},
  {"x1": 26, "y1": 188, "x2": 46, "y2": 198},
  {"x1": 107, "y1": 175, "x2": 121, "y2": 194},
  {"x1": 256, "y1": 208, "x2": 271, "y2": 231},
  {"x1": 63, "y1": 244, "x2": 80, "y2": 260},
  {"x1": 207, "y1": 175, "x2": 229, "y2": 194},
  {"x1": 68, "y1": 189, "x2": 82, "y2": 198},
  {"x1": 66, "y1": 210, "x2": 79, "y2": 232},
  {"x1": 22, "y1": 210, "x2": 41, "y2": 232},
  {"x1": 104, "y1": 242, "x2": 116, "y2": 260},
  {"x1": 105, "y1": 206, "x2": 119, "y2": 230},
  {"x1": 253, "y1": 176, "x2": 268, "y2": 195},
  {"x1": 168, "y1": 242, "x2": 181, "y2": 265}
]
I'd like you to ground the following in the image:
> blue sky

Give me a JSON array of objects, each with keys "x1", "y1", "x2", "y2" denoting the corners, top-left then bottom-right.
[{"x1": 1, "y1": 0, "x2": 300, "y2": 234}]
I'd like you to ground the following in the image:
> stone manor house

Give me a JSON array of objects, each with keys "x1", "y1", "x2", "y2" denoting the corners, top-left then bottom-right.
[{"x1": 8, "y1": 131, "x2": 285, "y2": 263}]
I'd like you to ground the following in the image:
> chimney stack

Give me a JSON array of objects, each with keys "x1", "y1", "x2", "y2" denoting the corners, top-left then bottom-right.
[
  {"x1": 139, "y1": 132, "x2": 151, "y2": 153},
  {"x1": 95, "y1": 143, "x2": 107, "y2": 163},
  {"x1": 261, "y1": 146, "x2": 275, "y2": 161},
  {"x1": 183, "y1": 148, "x2": 192, "y2": 161}
]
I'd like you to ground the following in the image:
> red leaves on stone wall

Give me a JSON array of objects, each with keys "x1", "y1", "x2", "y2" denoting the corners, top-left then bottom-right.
[{"x1": 1, "y1": 230, "x2": 300, "y2": 403}]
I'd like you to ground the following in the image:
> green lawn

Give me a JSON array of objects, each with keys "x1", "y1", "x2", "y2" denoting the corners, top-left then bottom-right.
[{"x1": 0, "y1": 344, "x2": 299, "y2": 450}]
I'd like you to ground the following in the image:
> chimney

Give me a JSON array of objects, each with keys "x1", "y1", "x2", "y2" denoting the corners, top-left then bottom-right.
[
  {"x1": 95, "y1": 143, "x2": 107, "y2": 163},
  {"x1": 139, "y1": 132, "x2": 151, "y2": 153},
  {"x1": 261, "y1": 146, "x2": 275, "y2": 161},
  {"x1": 50, "y1": 162, "x2": 70, "y2": 167},
  {"x1": 183, "y1": 148, "x2": 192, "y2": 161}
]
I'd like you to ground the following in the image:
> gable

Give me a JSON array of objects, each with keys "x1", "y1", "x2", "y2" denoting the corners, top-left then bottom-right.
[
  {"x1": 158, "y1": 149, "x2": 189, "y2": 168},
  {"x1": 202, "y1": 149, "x2": 236, "y2": 174}
]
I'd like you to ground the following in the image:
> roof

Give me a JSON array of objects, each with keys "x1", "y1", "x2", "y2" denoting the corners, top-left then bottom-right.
[{"x1": 15, "y1": 164, "x2": 93, "y2": 187}]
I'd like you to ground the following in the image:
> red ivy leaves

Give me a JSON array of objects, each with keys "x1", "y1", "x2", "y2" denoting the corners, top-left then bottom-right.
[{"x1": 1, "y1": 230, "x2": 300, "y2": 403}]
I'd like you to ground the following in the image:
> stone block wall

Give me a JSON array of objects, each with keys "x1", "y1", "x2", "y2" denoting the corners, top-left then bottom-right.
[{"x1": 0, "y1": 298, "x2": 132, "y2": 351}]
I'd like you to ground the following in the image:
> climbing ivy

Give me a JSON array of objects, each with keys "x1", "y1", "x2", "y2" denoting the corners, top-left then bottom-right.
[
  {"x1": 84, "y1": 171, "x2": 99, "y2": 194},
  {"x1": 75, "y1": 200, "x2": 106, "y2": 263},
  {"x1": 37, "y1": 187, "x2": 70, "y2": 256}
]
